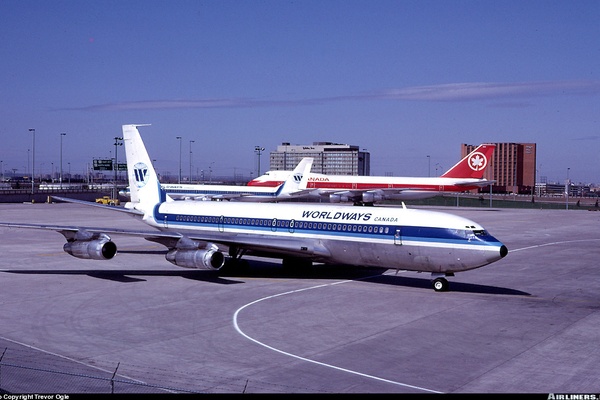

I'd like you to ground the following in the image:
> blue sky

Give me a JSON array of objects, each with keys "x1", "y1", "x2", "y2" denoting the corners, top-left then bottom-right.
[{"x1": 1, "y1": 0, "x2": 599, "y2": 184}]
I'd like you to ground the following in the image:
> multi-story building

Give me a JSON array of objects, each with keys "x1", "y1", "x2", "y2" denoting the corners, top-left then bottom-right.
[
  {"x1": 462, "y1": 142, "x2": 536, "y2": 194},
  {"x1": 268, "y1": 142, "x2": 370, "y2": 175}
]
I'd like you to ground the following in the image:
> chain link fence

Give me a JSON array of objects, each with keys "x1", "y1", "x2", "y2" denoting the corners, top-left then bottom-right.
[{"x1": 0, "y1": 345, "x2": 309, "y2": 394}]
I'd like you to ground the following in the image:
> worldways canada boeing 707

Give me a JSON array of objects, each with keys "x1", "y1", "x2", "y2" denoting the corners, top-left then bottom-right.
[{"x1": 0, "y1": 125, "x2": 508, "y2": 291}]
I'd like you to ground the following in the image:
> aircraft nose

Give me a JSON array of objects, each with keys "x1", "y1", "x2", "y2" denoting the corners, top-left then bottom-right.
[{"x1": 500, "y1": 245, "x2": 508, "y2": 258}]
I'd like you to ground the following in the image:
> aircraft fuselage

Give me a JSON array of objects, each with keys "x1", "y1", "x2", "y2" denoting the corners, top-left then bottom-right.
[{"x1": 148, "y1": 200, "x2": 507, "y2": 273}]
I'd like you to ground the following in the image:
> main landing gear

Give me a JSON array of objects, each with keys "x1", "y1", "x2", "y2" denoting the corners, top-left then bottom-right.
[
  {"x1": 431, "y1": 273, "x2": 453, "y2": 292},
  {"x1": 432, "y1": 277, "x2": 449, "y2": 292}
]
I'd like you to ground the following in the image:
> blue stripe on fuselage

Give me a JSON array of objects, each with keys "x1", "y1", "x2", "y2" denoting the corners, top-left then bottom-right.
[{"x1": 165, "y1": 188, "x2": 278, "y2": 198}]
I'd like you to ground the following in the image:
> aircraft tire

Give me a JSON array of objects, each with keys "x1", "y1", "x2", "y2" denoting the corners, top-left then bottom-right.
[{"x1": 432, "y1": 277, "x2": 449, "y2": 292}]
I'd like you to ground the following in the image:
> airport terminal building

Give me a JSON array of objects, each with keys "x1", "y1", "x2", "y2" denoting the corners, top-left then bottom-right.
[{"x1": 268, "y1": 142, "x2": 370, "y2": 175}]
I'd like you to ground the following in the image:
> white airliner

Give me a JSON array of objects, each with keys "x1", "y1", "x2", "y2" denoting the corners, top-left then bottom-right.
[
  {"x1": 119, "y1": 157, "x2": 314, "y2": 202},
  {"x1": 0, "y1": 125, "x2": 508, "y2": 291},
  {"x1": 247, "y1": 144, "x2": 496, "y2": 205}
]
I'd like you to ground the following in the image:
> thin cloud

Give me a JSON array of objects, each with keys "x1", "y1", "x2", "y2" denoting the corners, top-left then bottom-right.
[
  {"x1": 75, "y1": 98, "x2": 267, "y2": 111},
  {"x1": 71, "y1": 97, "x2": 326, "y2": 112},
  {"x1": 373, "y1": 80, "x2": 600, "y2": 102},
  {"x1": 72, "y1": 80, "x2": 600, "y2": 112}
]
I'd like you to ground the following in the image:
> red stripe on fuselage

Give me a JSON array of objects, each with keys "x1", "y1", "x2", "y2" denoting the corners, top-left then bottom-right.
[{"x1": 247, "y1": 179, "x2": 479, "y2": 192}]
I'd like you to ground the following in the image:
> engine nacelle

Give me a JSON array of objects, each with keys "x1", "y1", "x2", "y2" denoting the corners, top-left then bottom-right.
[
  {"x1": 165, "y1": 248, "x2": 225, "y2": 270},
  {"x1": 63, "y1": 235, "x2": 117, "y2": 260},
  {"x1": 193, "y1": 196, "x2": 212, "y2": 201},
  {"x1": 329, "y1": 194, "x2": 349, "y2": 203},
  {"x1": 362, "y1": 192, "x2": 383, "y2": 203}
]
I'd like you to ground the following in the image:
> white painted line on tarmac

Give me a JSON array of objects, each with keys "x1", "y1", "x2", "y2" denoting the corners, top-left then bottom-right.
[
  {"x1": 511, "y1": 238, "x2": 600, "y2": 253},
  {"x1": 232, "y1": 277, "x2": 442, "y2": 394}
]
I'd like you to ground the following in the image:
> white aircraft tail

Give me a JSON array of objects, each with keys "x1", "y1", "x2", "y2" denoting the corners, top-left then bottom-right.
[
  {"x1": 122, "y1": 124, "x2": 163, "y2": 214},
  {"x1": 276, "y1": 157, "x2": 313, "y2": 196}
]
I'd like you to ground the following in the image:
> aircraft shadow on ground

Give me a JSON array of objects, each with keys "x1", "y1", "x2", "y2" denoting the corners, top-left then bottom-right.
[
  {"x1": 4, "y1": 258, "x2": 530, "y2": 296},
  {"x1": 5, "y1": 269, "x2": 242, "y2": 285},
  {"x1": 361, "y1": 274, "x2": 530, "y2": 296},
  {"x1": 219, "y1": 260, "x2": 530, "y2": 296}
]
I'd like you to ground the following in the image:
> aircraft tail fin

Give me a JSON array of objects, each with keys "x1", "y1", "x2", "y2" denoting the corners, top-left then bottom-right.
[
  {"x1": 122, "y1": 124, "x2": 163, "y2": 213},
  {"x1": 441, "y1": 144, "x2": 495, "y2": 179},
  {"x1": 276, "y1": 157, "x2": 314, "y2": 196}
]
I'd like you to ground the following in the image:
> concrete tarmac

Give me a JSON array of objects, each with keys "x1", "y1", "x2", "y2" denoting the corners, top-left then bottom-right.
[{"x1": 0, "y1": 202, "x2": 599, "y2": 393}]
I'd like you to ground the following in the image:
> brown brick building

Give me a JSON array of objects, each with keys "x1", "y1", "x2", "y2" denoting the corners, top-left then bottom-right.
[{"x1": 462, "y1": 143, "x2": 536, "y2": 194}]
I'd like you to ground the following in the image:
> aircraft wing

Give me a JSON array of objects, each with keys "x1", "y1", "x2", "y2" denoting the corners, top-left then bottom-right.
[
  {"x1": 164, "y1": 192, "x2": 276, "y2": 201},
  {"x1": 284, "y1": 188, "x2": 322, "y2": 197},
  {"x1": 146, "y1": 231, "x2": 331, "y2": 258},
  {"x1": 52, "y1": 196, "x2": 144, "y2": 216},
  {"x1": 317, "y1": 187, "x2": 440, "y2": 202},
  {"x1": 0, "y1": 222, "x2": 165, "y2": 241},
  {"x1": 27, "y1": 196, "x2": 324, "y2": 257},
  {"x1": 191, "y1": 193, "x2": 251, "y2": 201},
  {"x1": 0, "y1": 221, "x2": 330, "y2": 260},
  {"x1": 454, "y1": 179, "x2": 496, "y2": 187},
  {"x1": 318, "y1": 180, "x2": 494, "y2": 202}
]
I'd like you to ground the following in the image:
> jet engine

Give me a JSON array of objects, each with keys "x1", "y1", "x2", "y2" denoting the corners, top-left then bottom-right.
[
  {"x1": 63, "y1": 233, "x2": 117, "y2": 260},
  {"x1": 328, "y1": 193, "x2": 349, "y2": 203},
  {"x1": 362, "y1": 192, "x2": 383, "y2": 203},
  {"x1": 165, "y1": 246, "x2": 225, "y2": 270}
]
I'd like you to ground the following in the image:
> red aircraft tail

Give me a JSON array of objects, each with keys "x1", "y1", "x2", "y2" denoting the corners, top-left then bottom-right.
[{"x1": 441, "y1": 144, "x2": 495, "y2": 179}]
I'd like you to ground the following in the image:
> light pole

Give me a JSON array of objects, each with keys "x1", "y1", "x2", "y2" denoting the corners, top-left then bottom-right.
[
  {"x1": 566, "y1": 168, "x2": 570, "y2": 210},
  {"x1": 60, "y1": 132, "x2": 66, "y2": 189},
  {"x1": 189, "y1": 140, "x2": 195, "y2": 183},
  {"x1": 176, "y1": 136, "x2": 182, "y2": 183},
  {"x1": 29, "y1": 128, "x2": 35, "y2": 194},
  {"x1": 254, "y1": 146, "x2": 265, "y2": 176}
]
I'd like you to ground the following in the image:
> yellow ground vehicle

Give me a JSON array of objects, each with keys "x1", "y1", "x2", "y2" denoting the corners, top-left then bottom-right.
[{"x1": 95, "y1": 196, "x2": 120, "y2": 206}]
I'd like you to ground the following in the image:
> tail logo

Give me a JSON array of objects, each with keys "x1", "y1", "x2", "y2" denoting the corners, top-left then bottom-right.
[
  {"x1": 468, "y1": 152, "x2": 488, "y2": 171},
  {"x1": 293, "y1": 173, "x2": 303, "y2": 183},
  {"x1": 133, "y1": 162, "x2": 149, "y2": 188}
]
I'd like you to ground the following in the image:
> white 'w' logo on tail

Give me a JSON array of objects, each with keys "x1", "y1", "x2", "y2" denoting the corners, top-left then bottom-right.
[{"x1": 133, "y1": 162, "x2": 149, "y2": 188}]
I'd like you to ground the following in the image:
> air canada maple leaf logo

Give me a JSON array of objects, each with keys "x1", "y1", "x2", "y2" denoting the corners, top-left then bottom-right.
[{"x1": 468, "y1": 152, "x2": 487, "y2": 171}]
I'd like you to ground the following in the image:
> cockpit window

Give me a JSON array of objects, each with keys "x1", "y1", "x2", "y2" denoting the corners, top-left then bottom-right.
[{"x1": 472, "y1": 229, "x2": 487, "y2": 236}]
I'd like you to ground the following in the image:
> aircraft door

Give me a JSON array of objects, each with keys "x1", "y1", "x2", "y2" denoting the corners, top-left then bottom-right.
[
  {"x1": 163, "y1": 215, "x2": 168, "y2": 229},
  {"x1": 289, "y1": 219, "x2": 295, "y2": 233},
  {"x1": 394, "y1": 228, "x2": 402, "y2": 245},
  {"x1": 218, "y1": 216, "x2": 224, "y2": 232}
]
